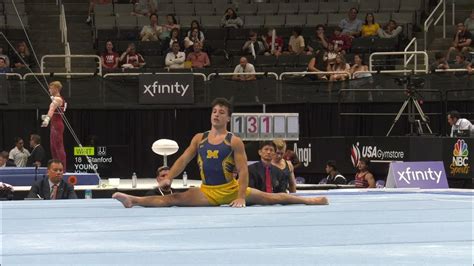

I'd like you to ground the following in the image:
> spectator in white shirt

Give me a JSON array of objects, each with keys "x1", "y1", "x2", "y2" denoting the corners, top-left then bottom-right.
[
  {"x1": 9, "y1": 137, "x2": 30, "y2": 167},
  {"x1": 448, "y1": 110, "x2": 473, "y2": 137},
  {"x1": 140, "y1": 13, "x2": 162, "y2": 41},
  {"x1": 232, "y1": 57, "x2": 256, "y2": 81},
  {"x1": 165, "y1": 42, "x2": 186, "y2": 69}
]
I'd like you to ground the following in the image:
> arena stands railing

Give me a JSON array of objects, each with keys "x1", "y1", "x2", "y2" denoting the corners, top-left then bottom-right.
[
  {"x1": 369, "y1": 51, "x2": 429, "y2": 73},
  {"x1": 40, "y1": 55, "x2": 102, "y2": 76},
  {"x1": 424, "y1": 0, "x2": 447, "y2": 50},
  {"x1": 208, "y1": 72, "x2": 278, "y2": 81},
  {"x1": 404, "y1": 37, "x2": 418, "y2": 71}
]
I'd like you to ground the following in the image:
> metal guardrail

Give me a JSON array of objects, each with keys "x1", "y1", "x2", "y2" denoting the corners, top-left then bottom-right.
[
  {"x1": 0, "y1": 73, "x2": 23, "y2": 79},
  {"x1": 208, "y1": 72, "x2": 278, "y2": 80},
  {"x1": 40, "y1": 55, "x2": 102, "y2": 76},
  {"x1": 279, "y1": 71, "x2": 351, "y2": 80},
  {"x1": 404, "y1": 37, "x2": 418, "y2": 72},
  {"x1": 424, "y1": 0, "x2": 446, "y2": 50},
  {"x1": 434, "y1": 68, "x2": 471, "y2": 73},
  {"x1": 103, "y1": 72, "x2": 208, "y2": 81},
  {"x1": 369, "y1": 51, "x2": 429, "y2": 74}
]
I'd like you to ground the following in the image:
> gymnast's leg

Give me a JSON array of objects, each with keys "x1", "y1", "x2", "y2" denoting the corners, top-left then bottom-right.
[
  {"x1": 245, "y1": 188, "x2": 328, "y2": 206},
  {"x1": 112, "y1": 188, "x2": 211, "y2": 208}
]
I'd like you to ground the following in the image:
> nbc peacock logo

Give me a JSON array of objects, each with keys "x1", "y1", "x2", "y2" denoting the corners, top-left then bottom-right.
[{"x1": 450, "y1": 139, "x2": 470, "y2": 175}]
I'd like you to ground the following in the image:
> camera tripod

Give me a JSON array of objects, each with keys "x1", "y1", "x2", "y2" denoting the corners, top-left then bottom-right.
[{"x1": 386, "y1": 86, "x2": 433, "y2": 136}]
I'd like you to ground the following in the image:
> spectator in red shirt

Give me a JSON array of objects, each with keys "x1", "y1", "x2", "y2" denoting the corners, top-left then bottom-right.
[
  {"x1": 101, "y1": 40, "x2": 119, "y2": 71},
  {"x1": 329, "y1": 26, "x2": 352, "y2": 54},
  {"x1": 263, "y1": 28, "x2": 283, "y2": 57},
  {"x1": 186, "y1": 42, "x2": 210, "y2": 69},
  {"x1": 120, "y1": 43, "x2": 145, "y2": 69}
]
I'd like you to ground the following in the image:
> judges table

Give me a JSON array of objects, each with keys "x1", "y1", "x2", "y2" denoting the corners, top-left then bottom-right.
[
  {"x1": 0, "y1": 168, "x2": 100, "y2": 186},
  {"x1": 12, "y1": 179, "x2": 355, "y2": 200}
]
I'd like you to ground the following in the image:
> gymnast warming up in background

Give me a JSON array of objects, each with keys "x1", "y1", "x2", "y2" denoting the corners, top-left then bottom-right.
[
  {"x1": 41, "y1": 81, "x2": 67, "y2": 170},
  {"x1": 113, "y1": 98, "x2": 328, "y2": 208}
]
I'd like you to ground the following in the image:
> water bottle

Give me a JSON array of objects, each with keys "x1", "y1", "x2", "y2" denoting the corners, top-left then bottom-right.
[
  {"x1": 182, "y1": 171, "x2": 188, "y2": 187},
  {"x1": 132, "y1": 172, "x2": 137, "y2": 188},
  {"x1": 84, "y1": 189, "x2": 92, "y2": 199}
]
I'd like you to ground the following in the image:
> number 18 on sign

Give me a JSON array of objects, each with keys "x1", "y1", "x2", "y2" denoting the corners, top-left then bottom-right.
[{"x1": 231, "y1": 113, "x2": 299, "y2": 141}]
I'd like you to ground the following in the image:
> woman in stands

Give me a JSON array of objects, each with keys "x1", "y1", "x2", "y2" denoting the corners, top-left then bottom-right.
[
  {"x1": 377, "y1": 20, "x2": 402, "y2": 39},
  {"x1": 186, "y1": 20, "x2": 205, "y2": 41},
  {"x1": 263, "y1": 28, "x2": 283, "y2": 57},
  {"x1": 328, "y1": 53, "x2": 350, "y2": 81},
  {"x1": 287, "y1": 27, "x2": 306, "y2": 55},
  {"x1": 350, "y1": 54, "x2": 371, "y2": 79},
  {"x1": 161, "y1": 14, "x2": 180, "y2": 40},
  {"x1": 221, "y1": 8, "x2": 243, "y2": 29},
  {"x1": 11, "y1": 42, "x2": 34, "y2": 69},
  {"x1": 323, "y1": 43, "x2": 338, "y2": 68},
  {"x1": 101, "y1": 40, "x2": 119, "y2": 71},
  {"x1": 162, "y1": 28, "x2": 184, "y2": 54},
  {"x1": 354, "y1": 158, "x2": 375, "y2": 188},
  {"x1": 184, "y1": 27, "x2": 205, "y2": 52},
  {"x1": 361, "y1": 13, "x2": 380, "y2": 37},
  {"x1": 307, "y1": 25, "x2": 329, "y2": 56}
]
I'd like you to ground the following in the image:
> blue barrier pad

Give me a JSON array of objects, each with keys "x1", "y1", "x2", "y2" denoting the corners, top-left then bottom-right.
[{"x1": 0, "y1": 168, "x2": 99, "y2": 185}]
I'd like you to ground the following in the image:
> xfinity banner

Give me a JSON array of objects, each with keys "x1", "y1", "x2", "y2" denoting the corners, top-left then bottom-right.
[
  {"x1": 386, "y1": 161, "x2": 449, "y2": 189},
  {"x1": 139, "y1": 74, "x2": 194, "y2": 104}
]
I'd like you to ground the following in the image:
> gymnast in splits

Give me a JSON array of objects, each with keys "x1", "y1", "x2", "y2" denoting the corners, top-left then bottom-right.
[
  {"x1": 113, "y1": 98, "x2": 328, "y2": 208},
  {"x1": 41, "y1": 81, "x2": 67, "y2": 170}
]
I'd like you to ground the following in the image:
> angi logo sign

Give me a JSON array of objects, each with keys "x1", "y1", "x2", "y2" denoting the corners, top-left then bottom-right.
[{"x1": 450, "y1": 139, "x2": 470, "y2": 175}]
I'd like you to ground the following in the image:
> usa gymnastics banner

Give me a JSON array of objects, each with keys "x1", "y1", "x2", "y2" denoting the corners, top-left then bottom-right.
[
  {"x1": 139, "y1": 74, "x2": 194, "y2": 104},
  {"x1": 386, "y1": 161, "x2": 449, "y2": 189}
]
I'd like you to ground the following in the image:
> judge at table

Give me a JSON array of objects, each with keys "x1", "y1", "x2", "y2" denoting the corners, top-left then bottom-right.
[{"x1": 27, "y1": 159, "x2": 77, "y2": 200}]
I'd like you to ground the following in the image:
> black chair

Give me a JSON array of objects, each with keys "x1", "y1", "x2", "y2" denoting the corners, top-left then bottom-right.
[
  {"x1": 255, "y1": 55, "x2": 277, "y2": 67},
  {"x1": 372, "y1": 38, "x2": 398, "y2": 52},
  {"x1": 276, "y1": 54, "x2": 298, "y2": 67},
  {"x1": 351, "y1": 37, "x2": 375, "y2": 54}
]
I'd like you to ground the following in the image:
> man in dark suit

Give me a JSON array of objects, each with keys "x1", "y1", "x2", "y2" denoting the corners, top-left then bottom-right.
[
  {"x1": 0, "y1": 151, "x2": 16, "y2": 167},
  {"x1": 248, "y1": 141, "x2": 289, "y2": 193},
  {"x1": 27, "y1": 134, "x2": 46, "y2": 167},
  {"x1": 27, "y1": 159, "x2": 77, "y2": 200},
  {"x1": 146, "y1": 166, "x2": 173, "y2": 196}
]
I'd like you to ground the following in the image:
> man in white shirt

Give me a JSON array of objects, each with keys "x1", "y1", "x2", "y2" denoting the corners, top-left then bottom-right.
[
  {"x1": 9, "y1": 137, "x2": 30, "y2": 167},
  {"x1": 232, "y1": 57, "x2": 256, "y2": 81},
  {"x1": 165, "y1": 42, "x2": 186, "y2": 69},
  {"x1": 448, "y1": 110, "x2": 473, "y2": 137}
]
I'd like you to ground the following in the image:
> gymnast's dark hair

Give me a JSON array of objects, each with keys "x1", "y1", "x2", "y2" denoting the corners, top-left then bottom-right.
[{"x1": 211, "y1": 98, "x2": 233, "y2": 116}]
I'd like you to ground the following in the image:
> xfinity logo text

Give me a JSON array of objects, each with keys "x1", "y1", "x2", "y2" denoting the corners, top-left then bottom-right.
[
  {"x1": 397, "y1": 167, "x2": 443, "y2": 184},
  {"x1": 143, "y1": 81, "x2": 189, "y2": 97}
]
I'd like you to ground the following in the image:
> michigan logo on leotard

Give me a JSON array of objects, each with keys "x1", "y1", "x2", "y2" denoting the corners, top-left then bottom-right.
[{"x1": 207, "y1": 150, "x2": 219, "y2": 159}]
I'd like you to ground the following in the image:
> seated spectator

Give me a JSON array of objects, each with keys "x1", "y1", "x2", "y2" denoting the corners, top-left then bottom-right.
[
  {"x1": 186, "y1": 42, "x2": 210, "y2": 69},
  {"x1": 161, "y1": 14, "x2": 180, "y2": 40},
  {"x1": 355, "y1": 158, "x2": 375, "y2": 188},
  {"x1": 323, "y1": 43, "x2": 338, "y2": 67},
  {"x1": 361, "y1": 13, "x2": 380, "y2": 37},
  {"x1": 329, "y1": 26, "x2": 352, "y2": 54},
  {"x1": 447, "y1": 110, "x2": 473, "y2": 137},
  {"x1": 307, "y1": 52, "x2": 328, "y2": 80},
  {"x1": 447, "y1": 22, "x2": 472, "y2": 59},
  {"x1": 339, "y1": 7, "x2": 363, "y2": 37},
  {"x1": 328, "y1": 53, "x2": 350, "y2": 81},
  {"x1": 272, "y1": 139, "x2": 297, "y2": 193},
  {"x1": 377, "y1": 19, "x2": 403, "y2": 39},
  {"x1": 11, "y1": 41, "x2": 34, "y2": 69},
  {"x1": 9, "y1": 137, "x2": 30, "y2": 167},
  {"x1": 232, "y1": 57, "x2": 256, "y2": 81},
  {"x1": 324, "y1": 160, "x2": 346, "y2": 185},
  {"x1": 468, "y1": 57, "x2": 474, "y2": 74},
  {"x1": 140, "y1": 13, "x2": 162, "y2": 42},
  {"x1": 101, "y1": 40, "x2": 119, "y2": 71},
  {"x1": 186, "y1": 20, "x2": 205, "y2": 42},
  {"x1": 242, "y1": 31, "x2": 266, "y2": 58},
  {"x1": 350, "y1": 54, "x2": 371, "y2": 78},
  {"x1": 248, "y1": 141, "x2": 289, "y2": 193},
  {"x1": 146, "y1": 166, "x2": 173, "y2": 196},
  {"x1": 263, "y1": 28, "x2": 284, "y2": 57},
  {"x1": 0, "y1": 151, "x2": 16, "y2": 167},
  {"x1": 450, "y1": 53, "x2": 470, "y2": 74},
  {"x1": 184, "y1": 27, "x2": 205, "y2": 51},
  {"x1": 221, "y1": 8, "x2": 243, "y2": 29},
  {"x1": 120, "y1": 43, "x2": 145, "y2": 69},
  {"x1": 165, "y1": 42, "x2": 186, "y2": 69},
  {"x1": 0, "y1": 58, "x2": 10, "y2": 73},
  {"x1": 85, "y1": 0, "x2": 112, "y2": 24},
  {"x1": 465, "y1": 10, "x2": 474, "y2": 35},
  {"x1": 27, "y1": 134, "x2": 46, "y2": 167},
  {"x1": 131, "y1": 0, "x2": 156, "y2": 17},
  {"x1": 27, "y1": 159, "x2": 77, "y2": 200},
  {"x1": 287, "y1": 27, "x2": 306, "y2": 55},
  {"x1": 307, "y1": 24, "x2": 329, "y2": 56},
  {"x1": 162, "y1": 28, "x2": 183, "y2": 54},
  {"x1": 430, "y1": 51, "x2": 449, "y2": 73},
  {"x1": 0, "y1": 46, "x2": 10, "y2": 67}
]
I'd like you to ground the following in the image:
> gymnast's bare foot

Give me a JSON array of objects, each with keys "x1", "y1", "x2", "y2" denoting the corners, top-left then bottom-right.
[
  {"x1": 112, "y1": 192, "x2": 135, "y2": 208},
  {"x1": 306, "y1": 196, "x2": 329, "y2": 205}
]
